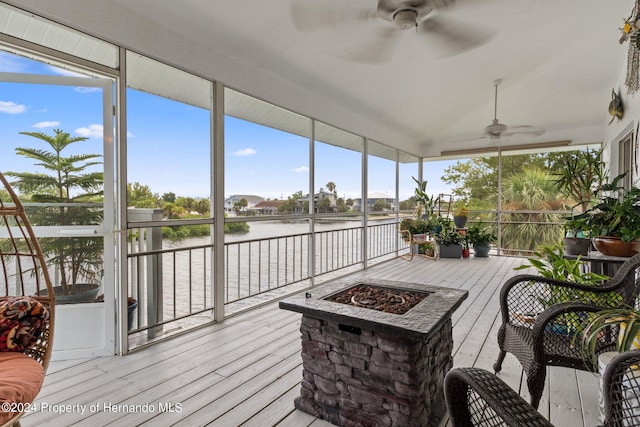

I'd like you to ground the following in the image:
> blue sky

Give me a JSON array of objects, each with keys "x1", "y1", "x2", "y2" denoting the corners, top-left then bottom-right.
[{"x1": 0, "y1": 51, "x2": 455, "y2": 201}]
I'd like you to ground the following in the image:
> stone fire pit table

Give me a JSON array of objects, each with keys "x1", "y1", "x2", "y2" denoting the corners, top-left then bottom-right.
[{"x1": 279, "y1": 277, "x2": 468, "y2": 427}]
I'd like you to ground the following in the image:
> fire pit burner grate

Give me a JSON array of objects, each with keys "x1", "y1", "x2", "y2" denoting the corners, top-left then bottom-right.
[{"x1": 325, "y1": 284, "x2": 430, "y2": 315}]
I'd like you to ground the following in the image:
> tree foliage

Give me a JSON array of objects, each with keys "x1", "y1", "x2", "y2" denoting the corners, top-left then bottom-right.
[
  {"x1": 279, "y1": 190, "x2": 304, "y2": 214},
  {"x1": 6, "y1": 129, "x2": 103, "y2": 289},
  {"x1": 441, "y1": 152, "x2": 571, "y2": 208},
  {"x1": 500, "y1": 168, "x2": 565, "y2": 253}
]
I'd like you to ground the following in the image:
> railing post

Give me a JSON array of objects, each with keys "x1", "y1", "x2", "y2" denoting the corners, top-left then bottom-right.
[{"x1": 128, "y1": 208, "x2": 164, "y2": 338}]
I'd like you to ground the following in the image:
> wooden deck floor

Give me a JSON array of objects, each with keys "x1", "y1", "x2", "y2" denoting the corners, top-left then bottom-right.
[{"x1": 22, "y1": 255, "x2": 601, "y2": 426}]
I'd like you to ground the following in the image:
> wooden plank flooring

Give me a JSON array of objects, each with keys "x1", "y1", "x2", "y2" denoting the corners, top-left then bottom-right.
[{"x1": 22, "y1": 255, "x2": 601, "y2": 426}]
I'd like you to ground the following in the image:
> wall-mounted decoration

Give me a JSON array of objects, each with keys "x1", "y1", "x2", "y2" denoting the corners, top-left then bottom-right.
[
  {"x1": 621, "y1": 1, "x2": 640, "y2": 93},
  {"x1": 608, "y1": 89, "x2": 624, "y2": 124}
]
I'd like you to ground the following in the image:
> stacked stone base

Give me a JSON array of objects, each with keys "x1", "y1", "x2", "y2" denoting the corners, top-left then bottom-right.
[{"x1": 296, "y1": 316, "x2": 453, "y2": 427}]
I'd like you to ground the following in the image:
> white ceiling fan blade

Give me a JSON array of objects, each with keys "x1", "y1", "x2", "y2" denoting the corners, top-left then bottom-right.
[
  {"x1": 417, "y1": 13, "x2": 495, "y2": 57},
  {"x1": 291, "y1": 2, "x2": 377, "y2": 32},
  {"x1": 502, "y1": 125, "x2": 545, "y2": 137},
  {"x1": 338, "y1": 28, "x2": 400, "y2": 64},
  {"x1": 448, "y1": 133, "x2": 490, "y2": 143}
]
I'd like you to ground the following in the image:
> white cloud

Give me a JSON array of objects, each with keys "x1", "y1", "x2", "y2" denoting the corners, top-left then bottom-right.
[
  {"x1": 0, "y1": 52, "x2": 27, "y2": 72},
  {"x1": 127, "y1": 131, "x2": 135, "y2": 138},
  {"x1": 294, "y1": 166, "x2": 309, "y2": 173},
  {"x1": 232, "y1": 148, "x2": 256, "y2": 156},
  {"x1": 74, "y1": 87, "x2": 101, "y2": 94},
  {"x1": 33, "y1": 121, "x2": 60, "y2": 128},
  {"x1": 0, "y1": 101, "x2": 26, "y2": 114},
  {"x1": 75, "y1": 124, "x2": 103, "y2": 138}
]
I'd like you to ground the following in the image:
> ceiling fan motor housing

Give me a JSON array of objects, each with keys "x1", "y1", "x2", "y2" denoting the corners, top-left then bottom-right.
[
  {"x1": 377, "y1": 0, "x2": 444, "y2": 24},
  {"x1": 393, "y1": 10, "x2": 418, "y2": 29},
  {"x1": 484, "y1": 120, "x2": 507, "y2": 138}
]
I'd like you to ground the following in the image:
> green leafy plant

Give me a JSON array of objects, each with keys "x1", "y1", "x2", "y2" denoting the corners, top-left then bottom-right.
[
  {"x1": 453, "y1": 205, "x2": 469, "y2": 218},
  {"x1": 435, "y1": 221, "x2": 464, "y2": 246},
  {"x1": 581, "y1": 307, "x2": 640, "y2": 367},
  {"x1": 418, "y1": 242, "x2": 434, "y2": 255},
  {"x1": 467, "y1": 223, "x2": 497, "y2": 246},
  {"x1": 575, "y1": 173, "x2": 640, "y2": 242},
  {"x1": 515, "y1": 244, "x2": 608, "y2": 307},
  {"x1": 552, "y1": 148, "x2": 606, "y2": 214},
  {"x1": 515, "y1": 244, "x2": 607, "y2": 285},
  {"x1": 412, "y1": 176, "x2": 439, "y2": 219}
]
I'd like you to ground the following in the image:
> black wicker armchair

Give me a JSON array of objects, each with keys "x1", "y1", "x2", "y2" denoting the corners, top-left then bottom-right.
[
  {"x1": 444, "y1": 367, "x2": 553, "y2": 427},
  {"x1": 602, "y1": 349, "x2": 640, "y2": 426},
  {"x1": 493, "y1": 253, "x2": 640, "y2": 409},
  {"x1": 446, "y1": 349, "x2": 640, "y2": 427}
]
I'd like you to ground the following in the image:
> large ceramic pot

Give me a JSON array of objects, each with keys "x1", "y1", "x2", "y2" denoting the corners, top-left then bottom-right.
[
  {"x1": 593, "y1": 236, "x2": 640, "y2": 257},
  {"x1": 473, "y1": 242, "x2": 492, "y2": 257}
]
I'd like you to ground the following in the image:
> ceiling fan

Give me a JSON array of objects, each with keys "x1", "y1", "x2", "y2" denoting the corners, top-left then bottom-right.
[
  {"x1": 291, "y1": 0, "x2": 495, "y2": 64},
  {"x1": 480, "y1": 79, "x2": 544, "y2": 140}
]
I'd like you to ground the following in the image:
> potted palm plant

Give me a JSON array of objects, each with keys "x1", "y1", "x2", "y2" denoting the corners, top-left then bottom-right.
[
  {"x1": 552, "y1": 148, "x2": 606, "y2": 256},
  {"x1": 6, "y1": 129, "x2": 104, "y2": 303}
]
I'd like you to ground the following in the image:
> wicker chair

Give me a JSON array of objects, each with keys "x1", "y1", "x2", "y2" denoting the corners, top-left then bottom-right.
[
  {"x1": 0, "y1": 172, "x2": 55, "y2": 426},
  {"x1": 602, "y1": 349, "x2": 640, "y2": 426},
  {"x1": 445, "y1": 349, "x2": 640, "y2": 427},
  {"x1": 444, "y1": 367, "x2": 553, "y2": 427},
  {"x1": 493, "y1": 253, "x2": 640, "y2": 409}
]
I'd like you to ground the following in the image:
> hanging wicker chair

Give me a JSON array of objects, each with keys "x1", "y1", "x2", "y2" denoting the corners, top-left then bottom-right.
[{"x1": 0, "y1": 171, "x2": 55, "y2": 426}]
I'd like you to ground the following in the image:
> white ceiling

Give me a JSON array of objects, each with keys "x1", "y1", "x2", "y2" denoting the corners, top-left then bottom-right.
[{"x1": 8, "y1": 0, "x2": 635, "y2": 158}]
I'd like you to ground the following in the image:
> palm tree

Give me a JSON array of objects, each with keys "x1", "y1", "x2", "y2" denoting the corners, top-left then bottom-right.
[
  {"x1": 501, "y1": 168, "x2": 565, "y2": 254},
  {"x1": 326, "y1": 181, "x2": 337, "y2": 195},
  {"x1": 6, "y1": 129, "x2": 103, "y2": 294}
]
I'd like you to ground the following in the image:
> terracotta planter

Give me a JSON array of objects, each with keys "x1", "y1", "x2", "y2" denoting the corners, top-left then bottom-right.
[{"x1": 593, "y1": 236, "x2": 640, "y2": 257}]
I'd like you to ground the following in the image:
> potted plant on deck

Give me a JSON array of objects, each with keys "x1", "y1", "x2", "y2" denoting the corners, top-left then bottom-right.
[
  {"x1": 435, "y1": 220, "x2": 464, "y2": 258},
  {"x1": 453, "y1": 205, "x2": 469, "y2": 229},
  {"x1": 467, "y1": 222, "x2": 496, "y2": 257},
  {"x1": 552, "y1": 148, "x2": 606, "y2": 256},
  {"x1": 575, "y1": 173, "x2": 640, "y2": 257},
  {"x1": 6, "y1": 129, "x2": 104, "y2": 303},
  {"x1": 515, "y1": 244, "x2": 608, "y2": 307},
  {"x1": 580, "y1": 306, "x2": 640, "y2": 422},
  {"x1": 412, "y1": 177, "x2": 440, "y2": 228}
]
